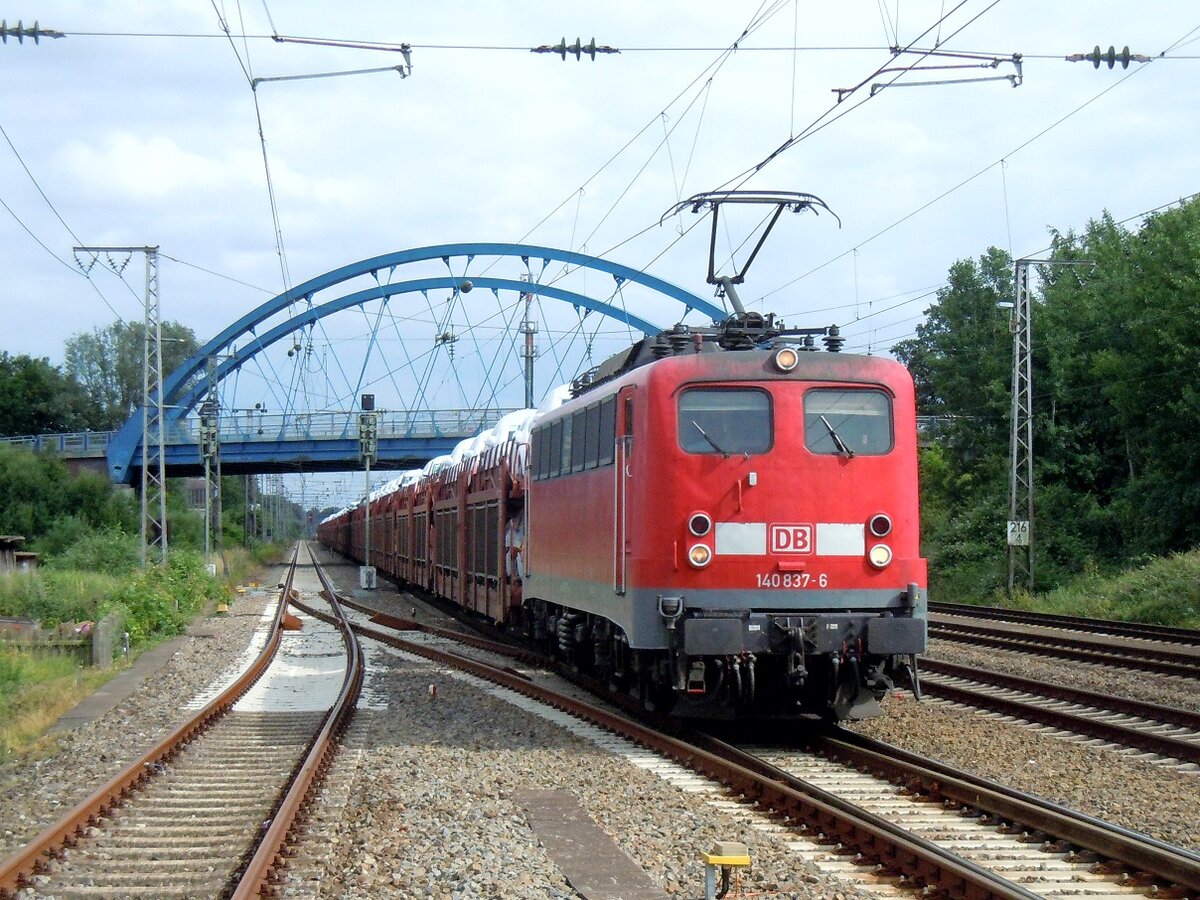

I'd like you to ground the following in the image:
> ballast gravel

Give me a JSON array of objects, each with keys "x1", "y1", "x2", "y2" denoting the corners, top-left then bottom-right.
[
  {"x1": 928, "y1": 636, "x2": 1200, "y2": 713},
  {"x1": 5, "y1": 560, "x2": 1200, "y2": 896},
  {"x1": 282, "y1": 644, "x2": 882, "y2": 900}
]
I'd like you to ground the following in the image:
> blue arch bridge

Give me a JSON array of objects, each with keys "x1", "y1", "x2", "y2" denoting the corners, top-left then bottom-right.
[{"x1": 8, "y1": 243, "x2": 735, "y2": 483}]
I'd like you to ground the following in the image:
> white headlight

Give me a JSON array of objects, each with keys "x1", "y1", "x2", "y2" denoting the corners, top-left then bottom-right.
[
  {"x1": 688, "y1": 544, "x2": 712, "y2": 568},
  {"x1": 868, "y1": 544, "x2": 893, "y2": 569},
  {"x1": 773, "y1": 347, "x2": 800, "y2": 372}
]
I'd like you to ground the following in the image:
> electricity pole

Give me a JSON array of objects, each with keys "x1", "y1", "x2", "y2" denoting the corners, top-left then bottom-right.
[
  {"x1": 200, "y1": 355, "x2": 224, "y2": 576},
  {"x1": 519, "y1": 274, "x2": 538, "y2": 408},
  {"x1": 75, "y1": 245, "x2": 166, "y2": 568},
  {"x1": 1007, "y1": 257, "x2": 1091, "y2": 594},
  {"x1": 358, "y1": 394, "x2": 378, "y2": 589}
]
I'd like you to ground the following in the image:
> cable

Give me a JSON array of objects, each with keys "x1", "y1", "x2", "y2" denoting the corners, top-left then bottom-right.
[
  {"x1": 210, "y1": 0, "x2": 294, "y2": 295},
  {"x1": 715, "y1": 0, "x2": 977, "y2": 189},
  {"x1": 762, "y1": 18, "x2": 1199, "y2": 308},
  {"x1": 851, "y1": 188, "x2": 1200, "y2": 355},
  {"x1": 53, "y1": 29, "x2": 1200, "y2": 59},
  {"x1": 160, "y1": 253, "x2": 274, "y2": 293},
  {"x1": 1, "y1": 121, "x2": 130, "y2": 323},
  {"x1": 758, "y1": 57, "x2": 1154, "y2": 304},
  {"x1": 0, "y1": 193, "x2": 77, "y2": 271}
]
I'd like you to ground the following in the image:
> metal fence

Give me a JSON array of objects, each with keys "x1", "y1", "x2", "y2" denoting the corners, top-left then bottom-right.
[
  {"x1": 1, "y1": 408, "x2": 517, "y2": 455},
  {"x1": 0, "y1": 431, "x2": 114, "y2": 456},
  {"x1": 5, "y1": 411, "x2": 948, "y2": 457}
]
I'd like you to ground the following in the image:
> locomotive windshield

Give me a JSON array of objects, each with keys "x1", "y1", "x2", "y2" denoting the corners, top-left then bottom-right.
[
  {"x1": 804, "y1": 389, "x2": 893, "y2": 455},
  {"x1": 678, "y1": 388, "x2": 772, "y2": 455}
]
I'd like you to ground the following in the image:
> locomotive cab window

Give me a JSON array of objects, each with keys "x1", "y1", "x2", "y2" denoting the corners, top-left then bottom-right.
[
  {"x1": 678, "y1": 388, "x2": 772, "y2": 455},
  {"x1": 803, "y1": 389, "x2": 893, "y2": 456}
]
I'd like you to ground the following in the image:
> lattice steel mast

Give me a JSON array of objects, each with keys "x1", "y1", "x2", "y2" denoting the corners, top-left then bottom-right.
[
  {"x1": 1007, "y1": 257, "x2": 1092, "y2": 594},
  {"x1": 1007, "y1": 260, "x2": 1034, "y2": 593},
  {"x1": 201, "y1": 356, "x2": 223, "y2": 574},
  {"x1": 520, "y1": 274, "x2": 538, "y2": 408},
  {"x1": 74, "y1": 244, "x2": 166, "y2": 567}
]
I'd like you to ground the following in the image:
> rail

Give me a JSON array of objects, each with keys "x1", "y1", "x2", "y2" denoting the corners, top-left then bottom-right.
[
  {"x1": 930, "y1": 619, "x2": 1200, "y2": 678},
  {"x1": 328, "y1": 582, "x2": 1200, "y2": 897},
  {"x1": 0, "y1": 546, "x2": 299, "y2": 896},
  {"x1": 819, "y1": 729, "x2": 1200, "y2": 896},
  {"x1": 232, "y1": 545, "x2": 364, "y2": 896},
  {"x1": 930, "y1": 600, "x2": 1200, "y2": 646}
]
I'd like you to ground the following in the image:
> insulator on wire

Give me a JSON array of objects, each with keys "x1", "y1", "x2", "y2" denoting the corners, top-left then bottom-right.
[
  {"x1": 531, "y1": 36, "x2": 619, "y2": 61},
  {"x1": 1, "y1": 20, "x2": 65, "y2": 44},
  {"x1": 1066, "y1": 44, "x2": 1150, "y2": 69}
]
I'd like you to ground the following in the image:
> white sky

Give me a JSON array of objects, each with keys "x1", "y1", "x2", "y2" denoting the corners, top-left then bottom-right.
[{"x1": 3, "y1": 2, "x2": 1198, "y2": 505}]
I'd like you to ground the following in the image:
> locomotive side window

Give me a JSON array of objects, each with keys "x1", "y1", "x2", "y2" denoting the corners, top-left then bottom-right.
[
  {"x1": 803, "y1": 389, "x2": 893, "y2": 456},
  {"x1": 570, "y1": 410, "x2": 587, "y2": 472},
  {"x1": 531, "y1": 427, "x2": 544, "y2": 481},
  {"x1": 597, "y1": 397, "x2": 616, "y2": 466},
  {"x1": 584, "y1": 403, "x2": 601, "y2": 468},
  {"x1": 537, "y1": 425, "x2": 551, "y2": 479},
  {"x1": 549, "y1": 420, "x2": 564, "y2": 477},
  {"x1": 531, "y1": 394, "x2": 619, "y2": 481},
  {"x1": 678, "y1": 388, "x2": 772, "y2": 455}
]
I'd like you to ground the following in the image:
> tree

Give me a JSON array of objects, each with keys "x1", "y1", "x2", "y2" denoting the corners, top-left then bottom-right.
[
  {"x1": 904, "y1": 198, "x2": 1200, "y2": 599},
  {"x1": 892, "y1": 247, "x2": 1013, "y2": 469},
  {"x1": 0, "y1": 352, "x2": 91, "y2": 436},
  {"x1": 0, "y1": 445, "x2": 129, "y2": 539},
  {"x1": 63, "y1": 320, "x2": 200, "y2": 431},
  {"x1": 1040, "y1": 201, "x2": 1200, "y2": 556}
]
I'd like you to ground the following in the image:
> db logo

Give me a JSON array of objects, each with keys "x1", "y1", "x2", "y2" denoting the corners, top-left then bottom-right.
[{"x1": 770, "y1": 524, "x2": 813, "y2": 554}]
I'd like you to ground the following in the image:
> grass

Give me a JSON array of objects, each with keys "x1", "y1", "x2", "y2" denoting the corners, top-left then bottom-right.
[
  {"x1": 220, "y1": 543, "x2": 289, "y2": 586},
  {"x1": 0, "y1": 647, "x2": 121, "y2": 760},
  {"x1": 0, "y1": 543, "x2": 286, "y2": 761},
  {"x1": 0, "y1": 570, "x2": 119, "y2": 628},
  {"x1": 963, "y1": 550, "x2": 1200, "y2": 629}
]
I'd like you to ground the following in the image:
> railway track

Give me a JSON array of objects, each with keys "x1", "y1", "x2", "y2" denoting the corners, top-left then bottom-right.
[
  {"x1": 930, "y1": 602, "x2": 1200, "y2": 647},
  {"x1": 331, "y1": 565, "x2": 1200, "y2": 770},
  {"x1": 0, "y1": 546, "x2": 363, "y2": 899},
  {"x1": 312, "y1": 573, "x2": 1200, "y2": 899},
  {"x1": 929, "y1": 618, "x2": 1200, "y2": 680},
  {"x1": 918, "y1": 659, "x2": 1200, "y2": 771},
  {"x1": 747, "y1": 728, "x2": 1200, "y2": 899}
]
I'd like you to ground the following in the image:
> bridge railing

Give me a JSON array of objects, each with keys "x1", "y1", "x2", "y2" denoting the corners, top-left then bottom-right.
[
  {"x1": 5, "y1": 413, "x2": 948, "y2": 460},
  {"x1": 1, "y1": 409, "x2": 517, "y2": 459},
  {"x1": 178, "y1": 408, "x2": 521, "y2": 444},
  {"x1": 0, "y1": 431, "x2": 114, "y2": 456}
]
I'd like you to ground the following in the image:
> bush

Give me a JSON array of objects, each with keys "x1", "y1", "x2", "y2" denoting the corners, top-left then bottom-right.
[
  {"x1": 1023, "y1": 550, "x2": 1200, "y2": 628},
  {"x1": 104, "y1": 550, "x2": 228, "y2": 643},
  {"x1": 0, "y1": 570, "x2": 117, "y2": 627},
  {"x1": 1, "y1": 548, "x2": 229, "y2": 641},
  {"x1": 32, "y1": 516, "x2": 93, "y2": 558},
  {"x1": 47, "y1": 530, "x2": 141, "y2": 577}
]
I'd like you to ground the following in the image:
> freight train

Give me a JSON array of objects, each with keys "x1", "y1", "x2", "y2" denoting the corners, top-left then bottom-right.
[{"x1": 319, "y1": 312, "x2": 927, "y2": 721}]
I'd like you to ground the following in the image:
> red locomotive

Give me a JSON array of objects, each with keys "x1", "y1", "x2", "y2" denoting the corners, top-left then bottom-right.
[{"x1": 319, "y1": 313, "x2": 927, "y2": 720}]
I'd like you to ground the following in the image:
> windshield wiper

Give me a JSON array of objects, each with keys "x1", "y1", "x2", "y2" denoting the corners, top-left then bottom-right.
[
  {"x1": 820, "y1": 415, "x2": 855, "y2": 458},
  {"x1": 692, "y1": 420, "x2": 730, "y2": 458}
]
